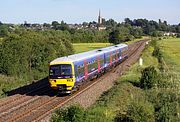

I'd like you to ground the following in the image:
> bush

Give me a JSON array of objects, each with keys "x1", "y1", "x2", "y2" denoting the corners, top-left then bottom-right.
[
  {"x1": 115, "y1": 100, "x2": 154, "y2": 122},
  {"x1": 152, "y1": 46, "x2": 163, "y2": 63},
  {"x1": 146, "y1": 90, "x2": 180, "y2": 122},
  {"x1": 177, "y1": 33, "x2": 180, "y2": 38},
  {"x1": 51, "y1": 105, "x2": 85, "y2": 122},
  {"x1": 140, "y1": 66, "x2": 159, "y2": 89},
  {"x1": 149, "y1": 39, "x2": 157, "y2": 47}
]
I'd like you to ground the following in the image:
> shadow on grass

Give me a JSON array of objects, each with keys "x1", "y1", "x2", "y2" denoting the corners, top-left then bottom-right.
[
  {"x1": 115, "y1": 79, "x2": 141, "y2": 88},
  {"x1": 6, "y1": 77, "x2": 59, "y2": 97},
  {"x1": 128, "y1": 80, "x2": 141, "y2": 88}
]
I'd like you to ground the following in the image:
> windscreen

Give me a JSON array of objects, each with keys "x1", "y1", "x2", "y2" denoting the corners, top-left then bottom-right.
[{"x1": 49, "y1": 64, "x2": 72, "y2": 78}]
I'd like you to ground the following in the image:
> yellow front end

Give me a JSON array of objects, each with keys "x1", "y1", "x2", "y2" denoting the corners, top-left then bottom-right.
[
  {"x1": 49, "y1": 62, "x2": 75, "y2": 92},
  {"x1": 49, "y1": 78, "x2": 75, "y2": 91}
]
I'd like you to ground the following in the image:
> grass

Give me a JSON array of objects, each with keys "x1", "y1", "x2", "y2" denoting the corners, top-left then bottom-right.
[
  {"x1": 0, "y1": 75, "x2": 29, "y2": 98},
  {"x1": 158, "y1": 38, "x2": 180, "y2": 85},
  {"x1": 0, "y1": 38, "x2": 3, "y2": 44},
  {"x1": 85, "y1": 82, "x2": 146, "y2": 122},
  {"x1": 124, "y1": 36, "x2": 150, "y2": 45},
  {"x1": 73, "y1": 43, "x2": 111, "y2": 53},
  {"x1": 159, "y1": 38, "x2": 180, "y2": 68},
  {"x1": 119, "y1": 42, "x2": 158, "y2": 84},
  {"x1": 73, "y1": 37, "x2": 149, "y2": 54}
]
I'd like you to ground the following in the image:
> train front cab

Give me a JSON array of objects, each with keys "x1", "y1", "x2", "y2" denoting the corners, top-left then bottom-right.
[{"x1": 49, "y1": 62, "x2": 75, "y2": 93}]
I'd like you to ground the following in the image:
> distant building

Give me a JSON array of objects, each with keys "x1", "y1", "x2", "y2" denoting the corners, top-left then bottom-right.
[
  {"x1": 22, "y1": 21, "x2": 51, "y2": 30},
  {"x1": 98, "y1": 10, "x2": 102, "y2": 25},
  {"x1": 97, "y1": 10, "x2": 106, "y2": 31},
  {"x1": 163, "y1": 32, "x2": 177, "y2": 36}
]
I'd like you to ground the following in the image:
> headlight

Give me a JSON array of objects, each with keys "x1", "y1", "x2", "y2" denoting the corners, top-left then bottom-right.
[
  {"x1": 51, "y1": 80, "x2": 56, "y2": 83},
  {"x1": 67, "y1": 79, "x2": 73, "y2": 82}
]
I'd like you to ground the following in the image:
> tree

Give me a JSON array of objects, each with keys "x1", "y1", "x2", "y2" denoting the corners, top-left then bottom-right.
[
  {"x1": 59, "y1": 21, "x2": 70, "y2": 31},
  {"x1": 133, "y1": 19, "x2": 148, "y2": 27},
  {"x1": 105, "y1": 19, "x2": 117, "y2": 29},
  {"x1": 175, "y1": 25, "x2": 180, "y2": 33},
  {"x1": 0, "y1": 21, "x2": 2, "y2": 26},
  {"x1": 140, "y1": 66, "x2": 159, "y2": 89},
  {"x1": 43, "y1": 23, "x2": 51, "y2": 28},
  {"x1": 0, "y1": 25, "x2": 9, "y2": 37},
  {"x1": 51, "y1": 21, "x2": 60, "y2": 30},
  {"x1": 124, "y1": 18, "x2": 133, "y2": 25},
  {"x1": 109, "y1": 30, "x2": 120, "y2": 44},
  {"x1": 177, "y1": 33, "x2": 180, "y2": 38},
  {"x1": 82, "y1": 22, "x2": 88, "y2": 27},
  {"x1": 0, "y1": 30, "x2": 74, "y2": 80},
  {"x1": 130, "y1": 27, "x2": 143, "y2": 38}
]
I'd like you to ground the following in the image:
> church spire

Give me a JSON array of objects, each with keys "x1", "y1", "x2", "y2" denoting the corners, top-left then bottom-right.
[
  {"x1": 98, "y1": 9, "x2": 102, "y2": 25},
  {"x1": 99, "y1": 9, "x2": 101, "y2": 18}
]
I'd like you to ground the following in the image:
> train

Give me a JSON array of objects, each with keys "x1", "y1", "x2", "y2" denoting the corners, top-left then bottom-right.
[{"x1": 49, "y1": 43, "x2": 128, "y2": 93}]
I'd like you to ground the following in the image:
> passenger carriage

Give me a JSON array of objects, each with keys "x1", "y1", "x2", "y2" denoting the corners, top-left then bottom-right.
[{"x1": 49, "y1": 44, "x2": 128, "y2": 93}]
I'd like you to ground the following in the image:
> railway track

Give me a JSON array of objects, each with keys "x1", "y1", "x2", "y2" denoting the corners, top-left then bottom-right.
[
  {"x1": 0, "y1": 84, "x2": 50, "y2": 110},
  {"x1": 0, "y1": 40, "x2": 147, "y2": 122},
  {"x1": 0, "y1": 88, "x2": 52, "y2": 119}
]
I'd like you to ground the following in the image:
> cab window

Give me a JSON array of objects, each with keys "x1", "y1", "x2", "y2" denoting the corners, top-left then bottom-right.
[{"x1": 49, "y1": 64, "x2": 72, "y2": 78}]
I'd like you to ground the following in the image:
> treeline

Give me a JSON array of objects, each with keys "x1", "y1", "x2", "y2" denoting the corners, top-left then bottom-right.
[
  {"x1": 0, "y1": 30, "x2": 74, "y2": 81},
  {"x1": 107, "y1": 18, "x2": 180, "y2": 44},
  {"x1": 0, "y1": 23, "x2": 109, "y2": 43},
  {"x1": 124, "y1": 18, "x2": 180, "y2": 33},
  {"x1": 38, "y1": 19, "x2": 180, "y2": 44},
  {"x1": 1, "y1": 18, "x2": 180, "y2": 44}
]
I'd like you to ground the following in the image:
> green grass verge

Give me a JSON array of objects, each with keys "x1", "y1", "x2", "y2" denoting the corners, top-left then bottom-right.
[
  {"x1": 73, "y1": 37, "x2": 149, "y2": 54},
  {"x1": 73, "y1": 43, "x2": 112, "y2": 53},
  {"x1": 124, "y1": 36, "x2": 150, "y2": 45},
  {"x1": 159, "y1": 38, "x2": 180, "y2": 84},
  {"x1": 160, "y1": 38, "x2": 180, "y2": 66},
  {"x1": 0, "y1": 75, "x2": 29, "y2": 98}
]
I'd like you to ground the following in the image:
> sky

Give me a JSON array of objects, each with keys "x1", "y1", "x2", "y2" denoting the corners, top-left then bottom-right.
[{"x1": 0, "y1": 0, "x2": 179, "y2": 24}]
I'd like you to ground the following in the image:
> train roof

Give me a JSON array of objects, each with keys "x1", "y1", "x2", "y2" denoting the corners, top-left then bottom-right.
[{"x1": 50, "y1": 43, "x2": 128, "y2": 65}]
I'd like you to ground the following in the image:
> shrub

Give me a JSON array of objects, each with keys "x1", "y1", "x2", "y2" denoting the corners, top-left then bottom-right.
[
  {"x1": 152, "y1": 46, "x2": 163, "y2": 63},
  {"x1": 115, "y1": 100, "x2": 154, "y2": 122},
  {"x1": 140, "y1": 66, "x2": 159, "y2": 89},
  {"x1": 147, "y1": 90, "x2": 180, "y2": 122},
  {"x1": 177, "y1": 33, "x2": 180, "y2": 38},
  {"x1": 149, "y1": 39, "x2": 157, "y2": 47},
  {"x1": 51, "y1": 105, "x2": 85, "y2": 122}
]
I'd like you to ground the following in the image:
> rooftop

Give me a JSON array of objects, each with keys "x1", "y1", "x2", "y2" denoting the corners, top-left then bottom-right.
[{"x1": 50, "y1": 44, "x2": 128, "y2": 64}]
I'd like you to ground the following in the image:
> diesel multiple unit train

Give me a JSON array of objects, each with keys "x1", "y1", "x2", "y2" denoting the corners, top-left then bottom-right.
[{"x1": 49, "y1": 44, "x2": 128, "y2": 93}]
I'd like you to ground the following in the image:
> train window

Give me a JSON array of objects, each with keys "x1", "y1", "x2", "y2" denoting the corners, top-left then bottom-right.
[
  {"x1": 100, "y1": 57, "x2": 104, "y2": 66},
  {"x1": 49, "y1": 64, "x2": 72, "y2": 78},
  {"x1": 88, "y1": 59, "x2": 98, "y2": 73},
  {"x1": 77, "y1": 65, "x2": 84, "y2": 77}
]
